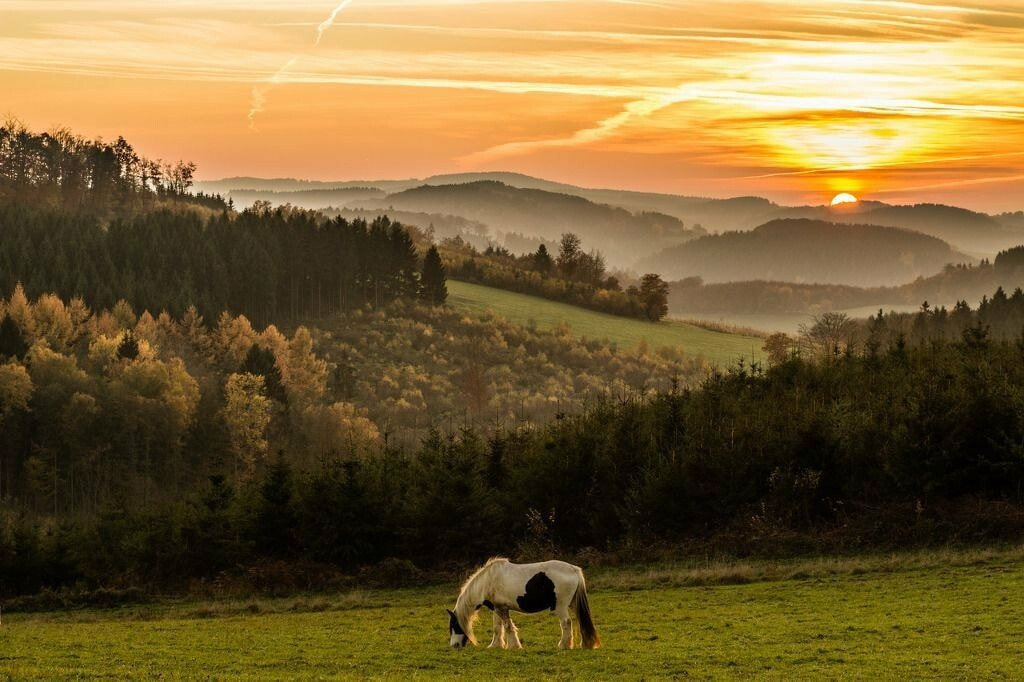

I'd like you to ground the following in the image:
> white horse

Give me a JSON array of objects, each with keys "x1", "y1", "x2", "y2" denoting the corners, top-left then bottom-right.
[{"x1": 447, "y1": 557, "x2": 601, "y2": 650}]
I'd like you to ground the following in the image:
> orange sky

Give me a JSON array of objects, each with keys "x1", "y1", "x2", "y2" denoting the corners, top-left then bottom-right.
[{"x1": 2, "y1": 0, "x2": 1023, "y2": 211}]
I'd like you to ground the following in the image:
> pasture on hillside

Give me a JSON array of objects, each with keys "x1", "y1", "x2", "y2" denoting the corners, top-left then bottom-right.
[
  {"x1": 448, "y1": 280, "x2": 764, "y2": 367},
  {"x1": 3, "y1": 549, "x2": 1021, "y2": 679}
]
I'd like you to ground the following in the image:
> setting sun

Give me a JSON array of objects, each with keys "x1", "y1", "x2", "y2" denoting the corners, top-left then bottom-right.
[{"x1": 831, "y1": 193, "x2": 859, "y2": 206}]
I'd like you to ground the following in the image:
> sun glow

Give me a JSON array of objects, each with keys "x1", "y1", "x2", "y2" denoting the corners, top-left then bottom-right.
[
  {"x1": 830, "y1": 193, "x2": 859, "y2": 206},
  {"x1": 1, "y1": 1, "x2": 1022, "y2": 209}
]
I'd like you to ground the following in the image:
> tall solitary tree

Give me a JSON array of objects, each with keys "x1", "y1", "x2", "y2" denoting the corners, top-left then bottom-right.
[
  {"x1": 421, "y1": 245, "x2": 448, "y2": 305},
  {"x1": 556, "y1": 233, "x2": 582, "y2": 280},
  {"x1": 638, "y1": 273, "x2": 670, "y2": 322}
]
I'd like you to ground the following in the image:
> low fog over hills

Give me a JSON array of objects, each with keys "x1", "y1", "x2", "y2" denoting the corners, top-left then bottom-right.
[
  {"x1": 638, "y1": 219, "x2": 971, "y2": 287},
  {"x1": 196, "y1": 173, "x2": 1024, "y2": 263}
]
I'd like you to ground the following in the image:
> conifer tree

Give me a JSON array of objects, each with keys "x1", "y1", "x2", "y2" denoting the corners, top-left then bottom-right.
[
  {"x1": 0, "y1": 314, "x2": 27, "y2": 360},
  {"x1": 421, "y1": 245, "x2": 448, "y2": 305}
]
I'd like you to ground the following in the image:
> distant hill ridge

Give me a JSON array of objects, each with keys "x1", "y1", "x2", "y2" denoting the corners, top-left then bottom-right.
[
  {"x1": 195, "y1": 172, "x2": 1024, "y2": 258},
  {"x1": 639, "y1": 218, "x2": 971, "y2": 287},
  {"x1": 353, "y1": 180, "x2": 704, "y2": 267}
]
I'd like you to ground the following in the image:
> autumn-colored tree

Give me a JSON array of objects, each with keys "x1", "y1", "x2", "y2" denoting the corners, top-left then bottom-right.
[
  {"x1": 285, "y1": 326, "x2": 327, "y2": 407},
  {"x1": 763, "y1": 333, "x2": 794, "y2": 365},
  {"x1": 222, "y1": 372, "x2": 272, "y2": 481}
]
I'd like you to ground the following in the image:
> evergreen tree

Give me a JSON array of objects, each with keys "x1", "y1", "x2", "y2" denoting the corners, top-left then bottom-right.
[
  {"x1": 252, "y1": 452, "x2": 295, "y2": 556},
  {"x1": 533, "y1": 244, "x2": 553, "y2": 275},
  {"x1": 0, "y1": 314, "x2": 28, "y2": 360},
  {"x1": 117, "y1": 329, "x2": 140, "y2": 360},
  {"x1": 421, "y1": 245, "x2": 448, "y2": 305},
  {"x1": 240, "y1": 344, "x2": 287, "y2": 404}
]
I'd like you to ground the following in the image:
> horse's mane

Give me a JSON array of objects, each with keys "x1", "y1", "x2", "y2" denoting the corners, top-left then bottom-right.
[
  {"x1": 454, "y1": 557, "x2": 509, "y2": 645},
  {"x1": 459, "y1": 556, "x2": 509, "y2": 596}
]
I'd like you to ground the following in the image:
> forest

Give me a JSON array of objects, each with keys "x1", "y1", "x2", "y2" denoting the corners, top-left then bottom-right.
[
  {"x1": 2, "y1": 124, "x2": 1024, "y2": 603},
  {"x1": 3, "y1": 293, "x2": 1024, "y2": 598}
]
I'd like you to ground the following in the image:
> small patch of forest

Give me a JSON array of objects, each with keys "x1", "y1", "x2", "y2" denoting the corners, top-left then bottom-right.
[{"x1": 443, "y1": 232, "x2": 671, "y2": 321}]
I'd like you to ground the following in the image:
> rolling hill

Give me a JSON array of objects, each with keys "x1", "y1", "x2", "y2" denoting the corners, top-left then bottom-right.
[
  {"x1": 640, "y1": 218, "x2": 970, "y2": 287},
  {"x1": 766, "y1": 203, "x2": 1021, "y2": 255},
  {"x1": 197, "y1": 173, "x2": 1024, "y2": 257},
  {"x1": 447, "y1": 280, "x2": 763, "y2": 366},
  {"x1": 356, "y1": 181, "x2": 702, "y2": 267}
]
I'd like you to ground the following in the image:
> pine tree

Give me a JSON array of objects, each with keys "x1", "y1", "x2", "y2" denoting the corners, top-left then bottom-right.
[
  {"x1": 116, "y1": 329, "x2": 140, "y2": 360},
  {"x1": 533, "y1": 243, "x2": 553, "y2": 275},
  {"x1": 0, "y1": 314, "x2": 28, "y2": 360},
  {"x1": 421, "y1": 245, "x2": 448, "y2": 305},
  {"x1": 240, "y1": 344, "x2": 287, "y2": 404}
]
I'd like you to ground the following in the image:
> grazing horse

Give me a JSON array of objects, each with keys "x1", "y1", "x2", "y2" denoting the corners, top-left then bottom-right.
[{"x1": 447, "y1": 557, "x2": 601, "y2": 650}]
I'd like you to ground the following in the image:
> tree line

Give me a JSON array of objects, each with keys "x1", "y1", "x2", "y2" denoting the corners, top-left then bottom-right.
[
  {"x1": 443, "y1": 232, "x2": 670, "y2": 321},
  {"x1": 0, "y1": 119, "x2": 225, "y2": 213},
  {"x1": 757, "y1": 285, "x2": 1024, "y2": 365},
  {"x1": 4, "y1": 288, "x2": 1024, "y2": 597},
  {"x1": 0, "y1": 201, "x2": 448, "y2": 325}
]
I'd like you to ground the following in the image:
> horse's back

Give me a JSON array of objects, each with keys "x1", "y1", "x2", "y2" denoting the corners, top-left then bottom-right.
[{"x1": 494, "y1": 560, "x2": 583, "y2": 614}]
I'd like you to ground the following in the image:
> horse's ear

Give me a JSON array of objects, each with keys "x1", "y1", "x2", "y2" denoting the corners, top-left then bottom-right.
[{"x1": 446, "y1": 608, "x2": 455, "y2": 617}]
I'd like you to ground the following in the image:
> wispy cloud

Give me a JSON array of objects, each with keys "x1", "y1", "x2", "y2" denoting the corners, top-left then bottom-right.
[{"x1": 2, "y1": 0, "x2": 1022, "y2": 207}]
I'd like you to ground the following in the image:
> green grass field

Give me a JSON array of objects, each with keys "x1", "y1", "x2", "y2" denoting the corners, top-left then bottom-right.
[
  {"x1": 3, "y1": 549, "x2": 1022, "y2": 679},
  {"x1": 448, "y1": 280, "x2": 764, "y2": 366}
]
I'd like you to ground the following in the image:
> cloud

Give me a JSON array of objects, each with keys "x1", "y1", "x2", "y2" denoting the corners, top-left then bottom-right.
[{"x1": 3, "y1": 0, "x2": 1023, "y2": 207}]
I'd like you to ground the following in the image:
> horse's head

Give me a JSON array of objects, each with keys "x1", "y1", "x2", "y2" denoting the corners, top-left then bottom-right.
[{"x1": 447, "y1": 608, "x2": 470, "y2": 648}]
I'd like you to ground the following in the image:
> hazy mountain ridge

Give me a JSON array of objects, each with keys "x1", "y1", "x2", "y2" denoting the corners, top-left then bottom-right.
[
  {"x1": 764, "y1": 203, "x2": 1019, "y2": 255},
  {"x1": 354, "y1": 180, "x2": 704, "y2": 266},
  {"x1": 196, "y1": 172, "x2": 1024, "y2": 260},
  {"x1": 641, "y1": 218, "x2": 971, "y2": 287}
]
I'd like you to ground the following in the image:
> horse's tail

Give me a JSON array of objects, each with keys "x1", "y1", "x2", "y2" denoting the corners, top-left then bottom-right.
[{"x1": 572, "y1": 570, "x2": 601, "y2": 649}]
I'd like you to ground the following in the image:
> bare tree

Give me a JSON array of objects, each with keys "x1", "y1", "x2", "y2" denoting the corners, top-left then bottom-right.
[{"x1": 799, "y1": 312, "x2": 855, "y2": 358}]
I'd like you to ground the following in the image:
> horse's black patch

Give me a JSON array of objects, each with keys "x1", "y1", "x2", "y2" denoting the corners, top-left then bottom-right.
[
  {"x1": 516, "y1": 572, "x2": 557, "y2": 613},
  {"x1": 476, "y1": 600, "x2": 494, "y2": 611}
]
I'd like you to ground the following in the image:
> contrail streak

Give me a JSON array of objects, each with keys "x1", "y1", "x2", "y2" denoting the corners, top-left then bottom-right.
[
  {"x1": 317, "y1": 0, "x2": 354, "y2": 46},
  {"x1": 249, "y1": 1, "x2": 354, "y2": 130},
  {"x1": 248, "y1": 57, "x2": 298, "y2": 131}
]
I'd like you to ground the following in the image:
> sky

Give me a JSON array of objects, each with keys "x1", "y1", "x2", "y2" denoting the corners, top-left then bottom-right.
[{"x1": 2, "y1": 0, "x2": 1023, "y2": 211}]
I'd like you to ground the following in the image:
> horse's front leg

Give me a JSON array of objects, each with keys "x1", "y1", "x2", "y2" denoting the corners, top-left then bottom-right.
[
  {"x1": 501, "y1": 609, "x2": 522, "y2": 649},
  {"x1": 488, "y1": 609, "x2": 506, "y2": 649}
]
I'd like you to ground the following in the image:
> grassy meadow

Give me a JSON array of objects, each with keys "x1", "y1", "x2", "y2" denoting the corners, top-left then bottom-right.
[
  {"x1": 448, "y1": 280, "x2": 764, "y2": 366},
  {"x1": 3, "y1": 548, "x2": 1022, "y2": 679}
]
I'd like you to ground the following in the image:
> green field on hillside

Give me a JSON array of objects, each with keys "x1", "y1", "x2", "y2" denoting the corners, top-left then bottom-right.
[
  {"x1": 3, "y1": 549, "x2": 1022, "y2": 679},
  {"x1": 448, "y1": 280, "x2": 763, "y2": 366}
]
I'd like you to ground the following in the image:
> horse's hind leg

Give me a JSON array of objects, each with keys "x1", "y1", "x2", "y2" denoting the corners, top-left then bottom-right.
[
  {"x1": 558, "y1": 616, "x2": 574, "y2": 649},
  {"x1": 501, "y1": 609, "x2": 522, "y2": 649},
  {"x1": 488, "y1": 610, "x2": 505, "y2": 649},
  {"x1": 557, "y1": 602, "x2": 574, "y2": 649}
]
